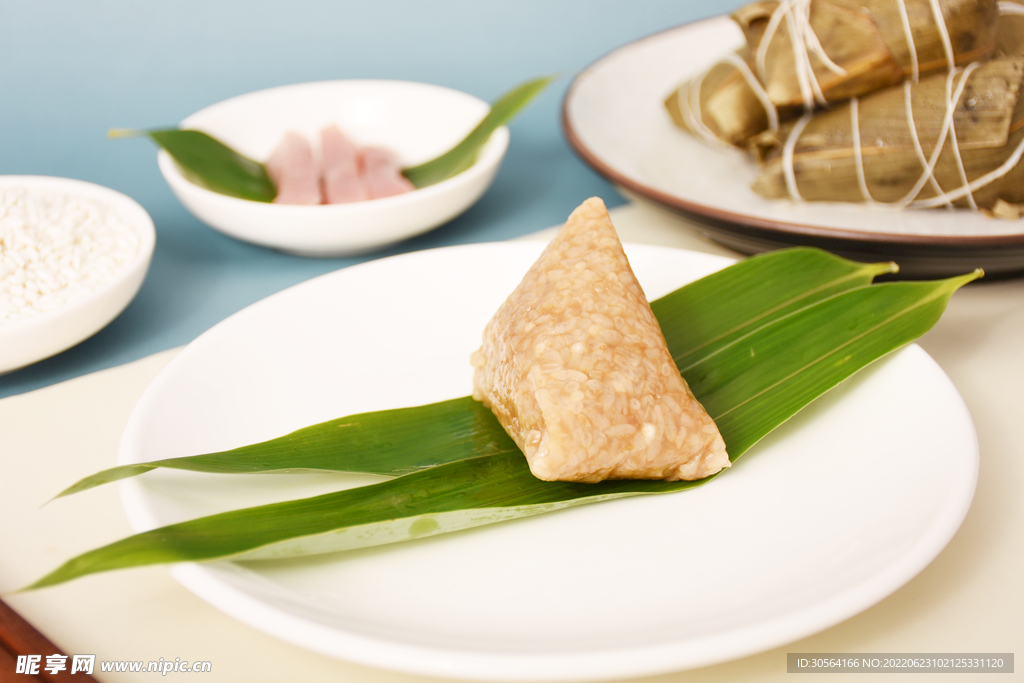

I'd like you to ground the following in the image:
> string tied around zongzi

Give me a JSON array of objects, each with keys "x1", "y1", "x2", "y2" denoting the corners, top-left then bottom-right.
[
  {"x1": 664, "y1": 0, "x2": 997, "y2": 148},
  {"x1": 753, "y1": 55, "x2": 1024, "y2": 211}
]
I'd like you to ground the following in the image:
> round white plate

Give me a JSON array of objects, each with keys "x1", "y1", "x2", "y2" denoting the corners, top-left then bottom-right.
[
  {"x1": 563, "y1": 16, "x2": 1024, "y2": 277},
  {"x1": 119, "y1": 242, "x2": 978, "y2": 681}
]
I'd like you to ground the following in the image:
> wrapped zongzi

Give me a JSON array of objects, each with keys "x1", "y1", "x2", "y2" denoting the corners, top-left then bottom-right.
[
  {"x1": 750, "y1": 56, "x2": 1024, "y2": 209},
  {"x1": 666, "y1": 0, "x2": 1000, "y2": 147}
]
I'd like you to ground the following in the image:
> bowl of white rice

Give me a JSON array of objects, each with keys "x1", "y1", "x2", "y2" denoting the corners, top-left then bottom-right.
[{"x1": 0, "y1": 176, "x2": 156, "y2": 374}]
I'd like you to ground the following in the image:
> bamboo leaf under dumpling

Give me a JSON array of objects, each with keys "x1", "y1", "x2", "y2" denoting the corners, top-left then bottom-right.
[
  {"x1": 54, "y1": 397, "x2": 517, "y2": 498},
  {"x1": 56, "y1": 248, "x2": 894, "y2": 498},
  {"x1": 690, "y1": 270, "x2": 981, "y2": 456},
  {"x1": 653, "y1": 247, "x2": 897, "y2": 371},
  {"x1": 28, "y1": 256, "x2": 979, "y2": 589}
]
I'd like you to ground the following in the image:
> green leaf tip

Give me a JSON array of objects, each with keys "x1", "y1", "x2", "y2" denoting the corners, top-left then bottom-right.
[
  {"x1": 51, "y1": 464, "x2": 158, "y2": 501},
  {"x1": 403, "y1": 75, "x2": 557, "y2": 188},
  {"x1": 953, "y1": 268, "x2": 984, "y2": 287},
  {"x1": 113, "y1": 126, "x2": 277, "y2": 202},
  {"x1": 108, "y1": 128, "x2": 144, "y2": 139},
  {"x1": 50, "y1": 396, "x2": 516, "y2": 501},
  {"x1": 31, "y1": 248, "x2": 978, "y2": 589}
]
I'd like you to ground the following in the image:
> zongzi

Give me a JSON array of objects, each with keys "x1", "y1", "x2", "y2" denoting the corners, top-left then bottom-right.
[
  {"x1": 470, "y1": 198, "x2": 729, "y2": 483},
  {"x1": 666, "y1": 0, "x2": 1000, "y2": 147}
]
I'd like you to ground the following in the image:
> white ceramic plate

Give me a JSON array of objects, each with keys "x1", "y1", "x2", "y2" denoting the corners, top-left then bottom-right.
[
  {"x1": 159, "y1": 80, "x2": 508, "y2": 257},
  {"x1": 119, "y1": 243, "x2": 977, "y2": 681},
  {"x1": 563, "y1": 16, "x2": 1024, "y2": 277},
  {"x1": 0, "y1": 176, "x2": 155, "y2": 373}
]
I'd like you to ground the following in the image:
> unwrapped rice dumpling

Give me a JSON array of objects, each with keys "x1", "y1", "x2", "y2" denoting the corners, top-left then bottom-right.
[
  {"x1": 666, "y1": 0, "x2": 1000, "y2": 147},
  {"x1": 470, "y1": 198, "x2": 729, "y2": 483},
  {"x1": 751, "y1": 56, "x2": 1024, "y2": 209}
]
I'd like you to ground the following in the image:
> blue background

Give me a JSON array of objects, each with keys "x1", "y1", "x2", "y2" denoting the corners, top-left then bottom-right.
[{"x1": 0, "y1": 0, "x2": 730, "y2": 398}]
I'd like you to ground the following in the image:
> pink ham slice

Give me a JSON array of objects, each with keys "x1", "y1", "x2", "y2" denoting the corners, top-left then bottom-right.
[
  {"x1": 359, "y1": 146, "x2": 415, "y2": 199},
  {"x1": 320, "y1": 124, "x2": 369, "y2": 204},
  {"x1": 266, "y1": 131, "x2": 322, "y2": 205}
]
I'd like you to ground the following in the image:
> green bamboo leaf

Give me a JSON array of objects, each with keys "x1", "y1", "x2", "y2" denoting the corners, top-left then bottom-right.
[
  {"x1": 402, "y1": 75, "x2": 555, "y2": 188},
  {"x1": 27, "y1": 452, "x2": 676, "y2": 590},
  {"x1": 652, "y1": 248, "x2": 897, "y2": 370},
  {"x1": 56, "y1": 248, "x2": 890, "y2": 498},
  {"x1": 28, "y1": 265, "x2": 979, "y2": 589},
  {"x1": 54, "y1": 397, "x2": 516, "y2": 498},
  {"x1": 110, "y1": 128, "x2": 276, "y2": 202},
  {"x1": 692, "y1": 269, "x2": 982, "y2": 456}
]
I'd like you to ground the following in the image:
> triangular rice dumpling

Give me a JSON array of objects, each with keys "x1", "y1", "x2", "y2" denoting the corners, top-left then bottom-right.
[{"x1": 471, "y1": 198, "x2": 729, "y2": 483}]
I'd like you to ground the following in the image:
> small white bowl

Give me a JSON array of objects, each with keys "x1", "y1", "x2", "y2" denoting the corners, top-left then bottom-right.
[
  {"x1": 158, "y1": 80, "x2": 510, "y2": 257},
  {"x1": 0, "y1": 176, "x2": 156, "y2": 374}
]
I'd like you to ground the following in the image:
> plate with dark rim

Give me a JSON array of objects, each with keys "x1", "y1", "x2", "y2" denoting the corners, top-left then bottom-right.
[{"x1": 562, "y1": 15, "x2": 1024, "y2": 279}]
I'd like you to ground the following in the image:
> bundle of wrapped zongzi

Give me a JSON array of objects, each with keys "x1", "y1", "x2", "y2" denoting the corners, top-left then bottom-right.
[
  {"x1": 750, "y1": 56, "x2": 1024, "y2": 209},
  {"x1": 665, "y1": 0, "x2": 1000, "y2": 147}
]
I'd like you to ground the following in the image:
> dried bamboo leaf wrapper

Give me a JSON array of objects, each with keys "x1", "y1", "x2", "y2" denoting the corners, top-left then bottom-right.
[
  {"x1": 470, "y1": 198, "x2": 728, "y2": 483},
  {"x1": 664, "y1": 49, "x2": 795, "y2": 146},
  {"x1": 734, "y1": 0, "x2": 901, "y2": 106},
  {"x1": 751, "y1": 56, "x2": 1024, "y2": 207},
  {"x1": 665, "y1": 0, "x2": 999, "y2": 147},
  {"x1": 996, "y1": 0, "x2": 1024, "y2": 57},
  {"x1": 738, "y1": 0, "x2": 998, "y2": 107},
  {"x1": 663, "y1": 51, "x2": 768, "y2": 145}
]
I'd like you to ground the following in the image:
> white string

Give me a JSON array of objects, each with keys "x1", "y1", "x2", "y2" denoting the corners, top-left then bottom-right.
[
  {"x1": 677, "y1": 52, "x2": 781, "y2": 146},
  {"x1": 901, "y1": 80, "x2": 949, "y2": 203},
  {"x1": 779, "y1": 63, "x2": 1007, "y2": 211},
  {"x1": 896, "y1": 0, "x2": 920, "y2": 82},
  {"x1": 910, "y1": 133, "x2": 1024, "y2": 207},
  {"x1": 756, "y1": 3, "x2": 789, "y2": 82},
  {"x1": 945, "y1": 77, "x2": 979, "y2": 210},
  {"x1": 895, "y1": 68, "x2": 959, "y2": 207},
  {"x1": 999, "y1": 1, "x2": 1024, "y2": 16},
  {"x1": 756, "y1": 0, "x2": 847, "y2": 110},
  {"x1": 783, "y1": 113, "x2": 814, "y2": 201},
  {"x1": 768, "y1": 3, "x2": 1007, "y2": 211},
  {"x1": 850, "y1": 98, "x2": 877, "y2": 203},
  {"x1": 796, "y1": 1, "x2": 847, "y2": 76},
  {"x1": 783, "y1": 2, "x2": 819, "y2": 108},
  {"x1": 719, "y1": 52, "x2": 780, "y2": 132},
  {"x1": 678, "y1": 69, "x2": 727, "y2": 146},
  {"x1": 928, "y1": 0, "x2": 956, "y2": 68},
  {"x1": 688, "y1": 0, "x2": 957, "y2": 147},
  {"x1": 688, "y1": 0, "x2": 1018, "y2": 210},
  {"x1": 894, "y1": 64, "x2": 977, "y2": 208}
]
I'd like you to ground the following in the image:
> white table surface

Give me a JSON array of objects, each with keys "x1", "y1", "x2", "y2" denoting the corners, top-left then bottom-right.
[{"x1": 2, "y1": 202, "x2": 1021, "y2": 682}]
